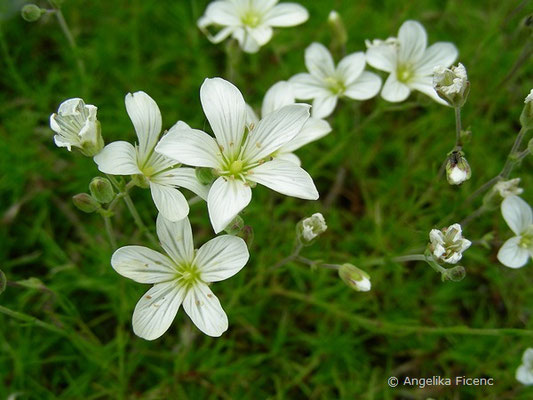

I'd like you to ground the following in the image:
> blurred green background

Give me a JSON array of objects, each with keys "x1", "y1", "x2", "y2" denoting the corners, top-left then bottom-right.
[{"x1": 1, "y1": 0, "x2": 532, "y2": 398}]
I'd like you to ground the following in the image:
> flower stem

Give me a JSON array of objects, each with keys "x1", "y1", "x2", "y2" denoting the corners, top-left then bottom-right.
[
  {"x1": 454, "y1": 106, "x2": 463, "y2": 150},
  {"x1": 122, "y1": 193, "x2": 158, "y2": 247},
  {"x1": 103, "y1": 215, "x2": 117, "y2": 249}
]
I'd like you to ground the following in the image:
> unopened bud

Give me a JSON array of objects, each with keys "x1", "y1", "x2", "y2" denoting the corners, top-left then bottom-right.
[
  {"x1": 224, "y1": 215, "x2": 244, "y2": 235},
  {"x1": 73, "y1": 193, "x2": 100, "y2": 213},
  {"x1": 238, "y1": 225, "x2": 254, "y2": 248},
  {"x1": 445, "y1": 151, "x2": 471, "y2": 185},
  {"x1": 89, "y1": 177, "x2": 115, "y2": 204},
  {"x1": 442, "y1": 265, "x2": 466, "y2": 282},
  {"x1": 21, "y1": 4, "x2": 45, "y2": 22},
  {"x1": 328, "y1": 10, "x2": 347, "y2": 50},
  {"x1": 338, "y1": 264, "x2": 371, "y2": 292},
  {"x1": 521, "y1": 90, "x2": 533, "y2": 129},
  {"x1": 433, "y1": 63, "x2": 470, "y2": 107},
  {"x1": 297, "y1": 213, "x2": 327, "y2": 245},
  {"x1": 195, "y1": 167, "x2": 216, "y2": 185}
]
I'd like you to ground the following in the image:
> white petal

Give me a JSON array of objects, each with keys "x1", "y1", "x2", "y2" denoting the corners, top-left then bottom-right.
[
  {"x1": 501, "y1": 195, "x2": 533, "y2": 235},
  {"x1": 246, "y1": 104, "x2": 260, "y2": 126},
  {"x1": 381, "y1": 74, "x2": 410, "y2": 102},
  {"x1": 132, "y1": 281, "x2": 187, "y2": 341},
  {"x1": 201, "y1": 0, "x2": 240, "y2": 26},
  {"x1": 398, "y1": 20, "x2": 427, "y2": 64},
  {"x1": 195, "y1": 235, "x2": 249, "y2": 282},
  {"x1": 365, "y1": 45, "x2": 397, "y2": 73},
  {"x1": 312, "y1": 95, "x2": 337, "y2": 119},
  {"x1": 247, "y1": 159, "x2": 318, "y2": 200},
  {"x1": 264, "y1": 3, "x2": 309, "y2": 27},
  {"x1": 111, "y1": 246, "x2": 176, "y2": 284},
  {"x1": 497, "y1": 237, "x2": 530, "y2": 269},
  {"x1": 275, "y1": 152, "x2": 301, "y2": 165},
  {"x1": 516, "y1": 365, "x2": 533, "y2": 385},
  {"x1": 156, "y1": 126, "x2": 221, "y2": 168},
  {"x1": 409, "y1": 76, "x2": 448, "y2": 105},
  {"x1": 236, "y1": 30, "x2": 261, "y2": 53},
  {"x1": 415, "y1": 42, "x2": 458, "y2": 76},
  {"x1": 262, "y1": 81, "x2": 295, "y2": 116},
  {"x1": 156, "y1": 213, "x2": 194, "y2": 265},
  {"x1": 207, "y1": 177, "x2": 252, "y2": 233},
  {"x1": 200, "y1": 78, "x2": 247, "y2": 159},
  {"x1": 125, "y1": 91, "x2": 162, "y2": 162},
  {"x1": 182, "y1": 283, "x2": 228, "y2": 337},
  {"x1": 93, "y1": 141, "x2": 140, "y2": 175},
  {"x1": 242, "y1": 104, "x2": 310, "y2": 163},
  {"x1": 150, "y1": 182, "x2": 189, "y2": 222},
  {"x1": 305, "y1": 42, "x2": 336, "y2": 79},
  {"x1": 344, "y1": 71, "x2": 382, "y2": 100},
  {"x1": 281, "y1": 117, "x2": 331, "y2": 152},
  {"x1": 248, "y1": 25, "x2": 273, "y2": 46},
  {"x1": 289, "y1": 73, "x2": 329, "y2": 100},
  {"x1": 337, "y1": 52, "x2": 366, "y2": 85},
  {"x1": 151, "y1": 168, "x2": 210, "y2": 200},
  {"x1": 251, "y1": 0, "x2": 278, "y2": 13}
]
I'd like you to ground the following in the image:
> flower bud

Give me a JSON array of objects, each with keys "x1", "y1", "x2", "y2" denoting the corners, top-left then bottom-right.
[
  {"x1": 433, "y1": 63, "x2": 470, "y2": 107},
  {"x1": 428, "y1": 223, "x2": 471, "y2": 264},
  {"x1": 89, "y1": 177, "x2": 115, "y2": 204},
  {"x1": 445, "y1": 151, "x2": 471, "y2": 185},
  {"x1": 195, "y1": 167, "x2": 216, "y2": 185},
  {"x1": 21, "y1": 4, "x2": 45, "y2": 22},
  {"x1": 338, "y1": 264, "x2": 371, "y2": 292},
  {"x1": 224, "y1": 215, "x2": 244, "y2": 235},
  {"x1": 521, "y1": 90, "x2": 533, "y2": 129},
  {"x1": 72, "y1": 193, "x2": 100, "y2": 213},
  {"x1": 296, "y1": 213, "x2": 327, "y2": 245},
  {"x1": 494, "y1": 178, "x2": 523, "y2": 198},
  {"x1": 442, "y1": 265, "x2": 466, "y2": 282},
  {"x1": 328, "y1": 11, "x2": 347, "y2": 47}
]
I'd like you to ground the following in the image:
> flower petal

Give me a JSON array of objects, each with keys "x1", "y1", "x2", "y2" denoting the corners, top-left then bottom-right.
[
  {"x1": 381, "y1": 74, "x2": 410, "y2": 102},
  {"x1": 337, "y1": 52, "x2": 366, "y2": 85},
  {"x1": 398, "y1": 20, "x2": 427, "y2": 64},
  {"x1": 305, "y1": 42, "x2": 336, "y2": 80},
  {"x1": 281, "y1": 117, "x2": 331, "y2": 152},
  {"x1": 234, "y1": 29, "x2": 261, "y2": 53},
  {"x1": 248, "y1": 159, "x2": 319, "y2": 200},
  {"x1": 264, "y1": 3, "x2": 309, "y2": 27},
  {"x1": 497, "y1": 237, "x2": 530, "y2": 269},
  {"x1": 289, "y1": 73, "x2": 329, "y2": 99},
  {"x1": 262, "y1": 81, "x2": 295, "y2": 117},
  {"x1": 132, "y1": 281, "x2": 187, "y2": 340},
  {"x1": 201, "y1": 0, "x2": 240, "y2": 26},
  {"x1": 200, "y1": 78, "x2": 247, "y2": 159},
  {"x1": 150, "y1": 182, "x2": 189, "y2": 222},
  {"x1": 156, "y1": 213, "x2": 194, "y2": 265},
  {"x1": 276, "y1": 152, "x2": 301, "y2": 165},
  {"x1": 365, "y1": 44, "x2": 397, "y2": 73},
  {"x1": 151, "y1": 168, "x2": 210, "y2": 200},
  {"x1": 125, "y1": 91, "x2": 162, "y2": 162},
  {"x1": 207, "y1": 177, "x2": 252, "y2": 233},
  {"x1": 501, "y1": 195, "x2": 533, "y2": 235},
  {"x1": 195, "y1": 235, "x2": 249, "y2": 282},
  {"x1": 409, "y1": 75, "x2": 448, "y2": 105},
  {"x1": 242, "y1": 104, "x2": 310, "y2": 163},
  {"x1": 111, "y1": 246, "x2": 176, "y2": 284},
  {"x1": 312, "y1": 95, "x2": 337, "y2": 119},
  {"x1": 248, "y1": 25, "x2": 273, "y2": 46},
  {"x1": 246, "y1": 104, "x2": 260, "y2": 126},
  {"x1": 155, "y1": 125, "x2": 221, "y2": 168},
  {"x1": 182, "y1": 283, "x2": 228, "y2": 337},
  {"x1": 344, "y1": 71, "x2": 382, "y2": 100},
  {"x1": 415, "y1": 42, "x2": 458, "y2": 76},
  {"x1": 94, "y1": 141, "x2": 140, "y2": 175}
]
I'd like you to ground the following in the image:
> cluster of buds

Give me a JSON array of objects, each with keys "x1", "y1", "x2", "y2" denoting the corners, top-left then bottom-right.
[
  {"x1": 297, "y1": 213, "x2": 327, "y2": 245},
  {"x1": 433, "y1": 63, "x2": 470, "y2": 107},
  {"x1": 445, "y1": 151, "x2": 471, "y2": 185},
  {"x1": 72, "y1": 177, "x2": 115, "y2": 213}
]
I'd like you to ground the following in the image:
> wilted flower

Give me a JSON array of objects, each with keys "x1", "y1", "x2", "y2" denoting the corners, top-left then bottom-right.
[
  {"x1": 297, "y1": 212, "x2": 327, "y2": 244},
  {"x1": 246, "y1": 81, "x2": 332, "y2": 165},
  {"x1": 516, "y1": 348, "x2": 533, "y2": 385},
  {"x1": 433, "y1": 63, "x2": 469, "y2": 107},
  {"x1": 520, "y1": 89, "x2": 533, "y2": 129},
  {"x1": 50, "y1": 98, "x2": 104, "y2": 156},
  {"x1": 156, "y1": 78, "x2": 319, "y2": 233},
  {"x1": 494, "y1": 178, "x2": 524, "y2": 198},
  {"x1": 497, "y1": 195, "x2": 533, "y2": 268},
  {"x1": 112, "y1": 215, "x2": 249, "y2": 340},
  {"x1": 197, "y1": 0, "x2": 309, "y2": 53},
  {"x1": 338, "y1": 264, "x2": 371, "y2": 292},
  {"x1": 94, "y1": 91, "x2": 209, "y2": 221},
  {"x1": 289, "y1": 43, "x2": 382, "y2": 118},
  {"x1": 429, "y1": 223, "x2": 471, "y2": 264},
  {"x1": 445, "y1": 151, "x2": 471, "y2": 185},
  {"x1": 366, "y1": 20, "x2": 458, "y2": 104}
]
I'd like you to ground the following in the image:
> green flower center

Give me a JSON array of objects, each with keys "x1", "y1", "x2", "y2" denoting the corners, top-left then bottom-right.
[
  {"x1": 229, "y1": 159, "x2": 244, "y2": 175},
  {"x1": 519, "y1": 233, "x2": 533, "y2": 249},
  {"x1": 241, "y1": 11, "x2": 260, "y2": 27},
  {"x1": 178, "y1": 264, "x2": 201, "y2": 287},
  {"x1": 397, "y1": 63, "x2": 414, "y2": 83},
  {"x1": 325, "y1": 77, "x2": 346, "y2": 95}
]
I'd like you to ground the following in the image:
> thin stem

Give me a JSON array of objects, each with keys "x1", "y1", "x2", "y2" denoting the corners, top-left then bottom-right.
[
  {"x1": 271, "y1": 242, "x2": 303, "y2": 270},
  {"x1": 103, "y1": 216, "x2": 117, "y2": 249},
  {"x1": 123, "y1": 193, "x2": 158, "y2": 247},
  {"x1": 454, "y1": 106, "x2": 462, "y2": 150},
  {"x1": 391, "y1": 254, "x2": 427, "y2": 263},
  {"x1": 296, "y1": 256, "x2": 340, "y2": 270}
]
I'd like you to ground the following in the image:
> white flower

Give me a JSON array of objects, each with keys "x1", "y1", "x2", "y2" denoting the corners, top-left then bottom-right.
[
  {"x1": 289, "y1": 43, "x2": 382, "y2": 118},
  {"x1": 517, "y1": 348, "x2": 533, "y2": 385},
  {"x1": 246, "y1": 81, "x2": 331, "y2": 165},
  {"x1": 50, "y1": 98, "x2": 104, "y2": 156},
  {"x1": 525, "y1": 89, "x2": 533, "y2": 104},
  {"x1": 433, "y1": 63, "x2": 469, "y2": 106},
  {"x1": 497, "y1": 195, "x2": 533, "y2": 268},
  {"x1": 197, "y1": 0, "x2": 309, "y2": 53},
  {"x1": 429, "y1": 223, "x2": 471, "y2": 264},
  {"x1": 112, "y1": 215, "x2": 249, "y2": 340},
  {"x1": 93, "y1": 91, "x2": 209, "y2": 221},
  {"x1": 300, "y1": 212, "x2": 327, "y2": 243},
  {"x1": 156, "y1": 78, "x2": 319, "y2": 233},
  {"x1": 494, "y1": 178, "x2": 523, "y2": 198},
  {"x1": 366, "y1": 20, "x2": 458, "y2": 104}
]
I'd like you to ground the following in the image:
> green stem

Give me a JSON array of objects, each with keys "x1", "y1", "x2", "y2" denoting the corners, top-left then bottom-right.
[
  {"x1": 454, "y1": 106, "x2": 462, "y2": 150},
  {"x1": 296, "y1": 256, "x2": 340, "y2": 270},
  {"x1": 103, "y1": 216, "x2": 117, "y2": 249},
  {"x1": 123, "y1": 193, "x2": 158, "y2": 246}
]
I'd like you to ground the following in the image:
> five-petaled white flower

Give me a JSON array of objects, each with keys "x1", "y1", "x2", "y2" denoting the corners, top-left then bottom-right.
[
  {"x1": 50, "y1": 98, "x2": 104, "y2": 156},
  {"x1": 94, "y1": 91, "x2": 209, "y2": 221},
  {"x1": 156, "y1": 77, "x2": 319, "y2": 233},
  {"x1": 289, "y1": 42, "x2": 382, "y2": 118},
  {"x1": 365, "y1": 20, "x2": 458, "y2": 104},
  {"x1": 497, "y1": 195, "x2": 533, "y2": 269},
  {"x1": 429, "y1": 223, "x2": 471, "y2": 264},
  {"x1": 197, "y1": 0, "x2": 309, "y2": 53},
  {"x1": 517, "y1": 348, "x2": 533, "y2": 385},
  {"x1": 246, "y1": 80, "x2": 332, "y2": 165},
  {"x1": 112, "y1": 214, "x2": 249, "y2": 340}
]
